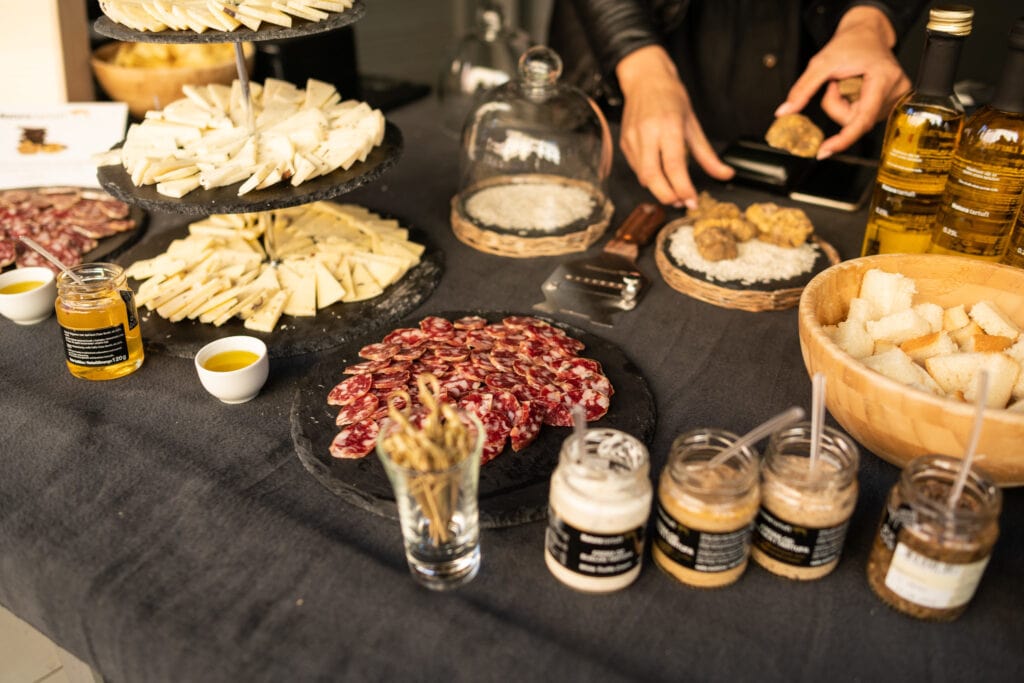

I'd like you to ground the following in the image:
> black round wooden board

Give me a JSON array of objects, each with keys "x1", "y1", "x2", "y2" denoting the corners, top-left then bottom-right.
[
  {"x1": 290, "y1": 311, "x2": 657, "y2": 528},
  {"x1": 2, "y1": 188, "x2": 147, "y2": 270},
  {"x1": 114, "y1": 220, "x2": 443, "y2": 359},
  {"x1": 94, "y1": 1, "x2": 365, "y2": 44},
  {"x1": 97, "y1": 122, "x2": 402, "y2": 216},
  {"x1": 661, "y1": 225, "x2": 832, "y2": 292}
]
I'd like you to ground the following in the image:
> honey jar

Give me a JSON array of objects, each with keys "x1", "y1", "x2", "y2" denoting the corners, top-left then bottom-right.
[
  {"x1": 56, "y1": 262, "x2": 144, "y2": 380},
  {"x1": 867, "y1": 454, "x2": 1001, "y2": 621},
  {"x1": 652, "y1": 429, "x2": 760, "y2": 588}
]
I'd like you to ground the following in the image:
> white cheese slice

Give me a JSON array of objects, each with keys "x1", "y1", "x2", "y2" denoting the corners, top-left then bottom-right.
[{"x1": 314, "y1": 260, "x2": 346, "y2": 309}]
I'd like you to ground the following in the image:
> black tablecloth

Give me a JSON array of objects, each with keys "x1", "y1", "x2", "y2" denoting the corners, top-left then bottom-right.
[{"x1": 1, "y1": 100, "x2": 1021, "y2": 682}]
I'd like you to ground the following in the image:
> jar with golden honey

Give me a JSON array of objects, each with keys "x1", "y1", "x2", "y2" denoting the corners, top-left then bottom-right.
[
  {"x1": 751, "y1": 423, "x2": 859, "y2": 580},
  {"x1": 867, "y1": 454, "x2": 1001, "y2": 621},
  {"x1": 56, "y1": 262, "x2": 144, "y2": 380},
  {"x1": 652, "y1": 429, "x2": 760, "y2": 588}
]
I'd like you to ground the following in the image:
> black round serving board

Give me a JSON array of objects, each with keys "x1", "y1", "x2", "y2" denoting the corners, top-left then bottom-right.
[
  {"x1": 94, "y1": 1, "x2": 365, "y2": 43},
  {"x1": 115, "y1": 220, "x2": 443, "y2": 359},
  {"x1": 661, "y1": 223, "x2": 833, "y2": 292},
  {"x1": 2, "y1": 188, "x2": 147, "y2": 270},
  {"x1": 290, "y1": 310, "x2": 657, "y2": 528},
  {"x1": 97, "y1": 122, "x2": 402, "y2": 216}
]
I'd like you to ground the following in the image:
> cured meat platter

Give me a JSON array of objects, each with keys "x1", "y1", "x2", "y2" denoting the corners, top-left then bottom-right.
[
  {"x1": 290, "y1": 311, "x2": 656, "y2": 528},
  {"x1": 0, "y1": 187, "x2": 146, "y2": 271}
]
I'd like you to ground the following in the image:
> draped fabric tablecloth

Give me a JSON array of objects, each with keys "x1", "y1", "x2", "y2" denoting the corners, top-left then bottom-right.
[{"x1": 1, "y1": 100, "x2": 1020, "y2": 682}]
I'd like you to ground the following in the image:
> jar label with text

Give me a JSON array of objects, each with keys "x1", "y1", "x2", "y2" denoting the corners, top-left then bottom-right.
[
  {"x1": 120, "y1": 289, "x2": 139, "y2": 330},
  {"x1": 545, "y1": 508, "x2": 644, "y2": 578},
  {"x1": 654, "y1": 501, "x2": 750, "y2": 573},
  {"x1": 752, "y1": 507, "x2": 849, "y2": 568},
  {"x1": 884, "y1": 542, "x2": 989, "y2": 609},
  {"x1": 60, "y1": 325, "x2": 130, "y2": 367}
]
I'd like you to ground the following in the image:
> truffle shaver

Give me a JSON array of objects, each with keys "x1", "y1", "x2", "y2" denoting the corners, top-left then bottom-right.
[{"x1": 534, "y1": 202, "x2": 665, "y2": 327}]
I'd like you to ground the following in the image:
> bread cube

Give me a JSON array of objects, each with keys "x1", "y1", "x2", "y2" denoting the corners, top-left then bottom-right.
[
  {"x1": 863, "y1": 348, "x2": 941, "y2": 394},
  {"x1": 961, "y1": 334, "x2": 1014, "y2": 353},
  {"x1": 900, "y1": 331, "x2": 958, "y2": 363},
  {"x1": 913, "y1": 303, "x2": 944, "y2": 333},
  {"x1": 846, "y1": 297, "x2": 874, "y2": 323},
  {"x1": 866, "y1": 309, "x2": 932, "y2": 345},
  {"x1": 924, "y1": 352, "x2": 1019, "y2": 408},
  {"x1": 833, "y1": 319, "x2": 874, "y2": 359},
  {"x1": 950, "y1": 321, "x2": 983, "y2": 349},
  {"x1": 859, "y1": 269, "x2": 916, "y2": 319},
  {"x1": 942, "y1": 304, "x2": 970, "y2": 331},
  {"x1": 969, "y1": 300, "x2": 1020, "y2": 339}
]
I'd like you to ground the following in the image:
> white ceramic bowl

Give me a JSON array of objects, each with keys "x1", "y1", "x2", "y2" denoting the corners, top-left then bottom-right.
[
  {"x1": 194, "y1": 335, "x2": 269, "y2": 404},
  {"x1": 0, "y1": 267, "x2": 57, "y2": 325}
]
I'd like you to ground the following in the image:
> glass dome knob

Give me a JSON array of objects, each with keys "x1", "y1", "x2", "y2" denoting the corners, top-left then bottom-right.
[{"x1": 519, "y1": 46, "x2": 562, "y2": 100}]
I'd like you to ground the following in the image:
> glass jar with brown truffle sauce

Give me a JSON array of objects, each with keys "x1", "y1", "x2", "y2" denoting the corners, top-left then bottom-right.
[
  {"x1": 867, "y1": 454, "x2": 1001, "y2": 621},
  {"x1": 653, "y1": 429, "x2": 760, "y2": 588},
  {"x1": 751, "y1": 423, "x2": 859, "y2": 580}
]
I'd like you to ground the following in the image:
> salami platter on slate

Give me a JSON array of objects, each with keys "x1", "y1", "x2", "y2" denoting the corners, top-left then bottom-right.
[
  {"x1": 0, "y1": 187, "x2": 145, "y2": 271},
  {"x1": 290, "y1": 311, "x2": 656, "y2": 528}
]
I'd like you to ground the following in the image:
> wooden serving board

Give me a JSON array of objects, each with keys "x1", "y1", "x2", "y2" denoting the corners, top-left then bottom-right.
[{"x1": 289, "y1": 311, "x2": 656, "y2": 528}]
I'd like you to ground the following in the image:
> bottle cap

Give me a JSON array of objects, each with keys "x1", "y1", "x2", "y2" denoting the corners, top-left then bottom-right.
[{"x1": 927, "y1": 6, "x2": 974, "y2": 36}]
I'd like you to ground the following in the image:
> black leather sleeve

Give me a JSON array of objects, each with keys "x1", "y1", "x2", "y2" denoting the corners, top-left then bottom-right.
[
  {"x1": 804, "y1": 1, "x2": 931, "y2": 48},
  {"x1": 564, "y1": 0, "x2": 663, "y2": 79}
]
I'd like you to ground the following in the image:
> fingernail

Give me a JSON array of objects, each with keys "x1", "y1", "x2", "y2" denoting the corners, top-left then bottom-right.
[
  {"x1": 672, "y1": 201, "x2": 685, "y2": 209},
  {"x1": 774, "y1": 103, "x2": 793, "y2": 116},
  {"x1": 816, "y1": 149, "x2": 833, "y2": 161},
  {"x1": 684, "y1": 198, "x2": 698, "y2": 210}
]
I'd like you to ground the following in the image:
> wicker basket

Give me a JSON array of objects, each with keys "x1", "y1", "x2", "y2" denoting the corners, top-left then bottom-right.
[
  {"x1": 654, "y1": 218, "x2": 841, "y2": 312},
  {"x1": 451, "y1": 174, "x2": 614, "y2": 258}
]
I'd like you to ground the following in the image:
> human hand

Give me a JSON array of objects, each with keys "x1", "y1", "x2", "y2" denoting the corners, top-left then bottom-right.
[
  {"x1": 775, "y1": 5, "x2": 911, "y2": 158},
  {"x1": 615, "y1": 45, "x2": 734, "y2": 208}
]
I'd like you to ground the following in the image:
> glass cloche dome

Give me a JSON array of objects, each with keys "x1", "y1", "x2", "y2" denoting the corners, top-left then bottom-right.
[{"x1": 451, "y1": 46, "x2": 614, "y2": 256}]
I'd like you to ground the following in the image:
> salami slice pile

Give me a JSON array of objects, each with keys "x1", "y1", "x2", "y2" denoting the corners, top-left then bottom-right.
[
  {"x1": 328, "y1": 315, "x2": 614, "y2": 463},
  {"x1": 0, "y1": 188, "x2": 135, "y2": 270}
]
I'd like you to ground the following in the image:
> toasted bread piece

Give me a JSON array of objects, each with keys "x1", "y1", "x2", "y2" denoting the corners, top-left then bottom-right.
[
  {"x1": 1007, "y1": 399, "x2": 1024, "y2": 413},
  {"x1": 846, "y1": 297, "x2": 873, "y2": 324},
  {"x1": 950, "y1": 321, "x2": 983, "y2": 349},
  {"x1": 924, "y1": 352, "x2": 1019, "y2": 408},
  {"x1": 969, "y1": 300, "x2": 1021, "y2": 339},
  {"x1": 900, "y1": 331, "x2": 958, "y2": 363},
  {"x1": 859, "y1": 269, "x2": 915, "y2": 319},
  {"x1": 1006, "y1": 337, "x2": 1024, "y2": 364},
  {"x1": 942, "y1": 304, "x2": 970, "y2": 331},
  {"x1": 961, "y1": 333, "x2": 1014, "y2": 353},
  {"x1": 866, "y1": 309, "x2": 932, "y2": 345},
  {"x1": 862, "y1": 348, "x2": 942, "y2": 394}
]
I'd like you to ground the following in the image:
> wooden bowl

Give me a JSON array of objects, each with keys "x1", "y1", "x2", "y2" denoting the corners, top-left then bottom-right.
[
  {"x1": 798, "y1": 253, "x2": 1024, "y2": 486},
  {"x1": 91, "y1": 41, "x2": 254, "y2": 118}
]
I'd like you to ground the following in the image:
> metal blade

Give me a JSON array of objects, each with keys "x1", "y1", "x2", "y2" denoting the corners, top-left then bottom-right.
[{"x1": 532, "y1": 258, "x2": 650, "y2": 327}]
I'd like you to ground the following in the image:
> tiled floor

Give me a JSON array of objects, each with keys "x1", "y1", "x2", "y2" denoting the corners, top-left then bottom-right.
[{"x1": 0, "y1": 606, "x2": 101, "y2": 683}]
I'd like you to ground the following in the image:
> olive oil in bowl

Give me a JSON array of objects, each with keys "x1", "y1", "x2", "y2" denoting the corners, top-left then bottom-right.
[{"x1": 203, "y1": 350, "x2": 260, "y2": 372}]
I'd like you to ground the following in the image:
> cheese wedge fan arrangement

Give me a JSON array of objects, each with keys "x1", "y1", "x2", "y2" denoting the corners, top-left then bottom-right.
[
  {"x1": 125, "y1": 202, "x2": 424, "y2": 333},
  {"x1": 96, "y1": 77, "x2": 385, "y2": 199},
  {"x1": 99, "y1": 0, "x2": 356, "y2": 33}
]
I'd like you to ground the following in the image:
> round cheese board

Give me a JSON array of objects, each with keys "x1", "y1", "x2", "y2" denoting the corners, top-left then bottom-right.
[{"x1": 290, "y1": 311, "x2": 656, "y2": 528}]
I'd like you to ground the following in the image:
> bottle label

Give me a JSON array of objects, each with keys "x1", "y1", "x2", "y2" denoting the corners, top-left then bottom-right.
[
  {"x1": 752, "y1": 507, "x2": 849, "y2": 568},
  {"x1": 60, "y1": 325, "x2": 130, "y2": 367},
  {"x1": 120, "y1": 289, "x2": 139, "y2": 330},
  {"x1": 878, "y1": 504, "x2": 915, "y2": 551},
  {"x1": 884, "y1": 542, "x2": 989, "y2": 609},
  {"x1": 653, "y1": 501, "x2": 750, "y2": 573},
  {"x1": 545, "y1": 507, "x2": 644, "y2": 578}
]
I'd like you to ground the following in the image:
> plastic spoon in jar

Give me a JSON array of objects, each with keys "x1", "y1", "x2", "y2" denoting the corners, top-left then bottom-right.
[
  {"x1": 808, "y1": 372, "x2": 826, "y2": 474},
  {"x1": 571, "y1": 404, "x2": 587, "y2": 460},
  {"x1": 706, "y1": 405, "x2": 806, "y2": 468},
  {"x1": 948, "y1": 369, "x2": 989, "y2": 508},
  {"x1": 18, "y1": 236, "x2": 85, "y2": 284}
]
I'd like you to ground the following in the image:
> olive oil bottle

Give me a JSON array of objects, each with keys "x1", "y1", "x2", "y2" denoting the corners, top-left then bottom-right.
[
  {"x1": 930, "y1": 19, "x2": 1024, "y2": 260},
  {"x1": 1002, "y1": 210, "x2": 1024, "y2": 269},
  {"x1": 861, "y1": 7, "x2": 973, "y2": 256}
]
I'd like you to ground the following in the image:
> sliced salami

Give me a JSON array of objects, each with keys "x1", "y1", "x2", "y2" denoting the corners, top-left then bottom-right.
[
  {"x1": 342, "y1": 359, "x2": 393, "y2": 375},
  {"x1": 458, "y1": 391, "x2": 495, "y2": 419},
  {"x1": 327, "y1": 373, "x2": 373, "y2": 406},
  {"x1": 335, "y1": 392, "x2": 380, "y2": 427},
  {"x1": 382, "y1": 327, "x2": 429, "y2": 346},
  {"x1": 510, "y1": 400, "x2": 544, "y2": 452},
  {"x1": 433, "y1": 345, "x2": 470, "y2": 362},
  {"x1": 553, "y1": 357, "x2": 604, "y2": 378},
  {"x1": 371, "y1": 370, "x2": 411, "y2": 390},
  {"x1": 542, "y1": 403, "x2": 574, "y2": 428},
  {"x1": 358, "y1": 342, "x2": 399, "y2": 361},
  {"x1": 480, "y1": 411, "x2": 511, "y2": 464},
  {"x1": 329, "y1": 419, "x2": 380, "y2": 459},
  {"x1": 453, "y1": 315, "x2": 487, "y2": 330},
  {"x1": 491, "y1": 390, "x2": 520, "y2": 426},
  {"x1": 419, "y1": 315, "x2": 455, "y2": 337},
  {"x1": 392, "y1": 345, "x2": 425, "y2": 361},
  {"x1": 484, "y1": 372, "x2": 520, "y2": 390},
  {"x1": 564, "y1": 386, "x2": 611, "y2": 422},
  {"x1": 501, "y1": 315, "x2": 545, "y2": 330},
  {"x1": 488, "y1": 348, "x2": 518, "y2": 373}
]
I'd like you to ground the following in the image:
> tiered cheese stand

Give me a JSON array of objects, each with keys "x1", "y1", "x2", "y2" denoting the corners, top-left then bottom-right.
[{"x1": 93, "y1": 1, "x2": 443, "y2": 357}]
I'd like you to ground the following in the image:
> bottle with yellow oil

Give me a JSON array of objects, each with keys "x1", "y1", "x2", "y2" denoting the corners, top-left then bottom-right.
[
  {"x1": 1003, "y1": 208, "x2": 1024, "y2": 269},
  {"x1": 930, "y1": 19, "x2": 1024, "y2": 260},
  {"x1": 56, "y1": 262, "x2": 144, "y2": 380},
  {"x1": 861, "y1": 6, "x2": 973, "y2": 256}
]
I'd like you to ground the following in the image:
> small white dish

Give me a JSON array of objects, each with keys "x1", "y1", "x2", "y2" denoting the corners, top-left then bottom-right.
[
  {"x1": 194, "y1": 335, "x2": 269, "y2": 404},
  {"x1": 0, "y1": 267, "x2": 57, "y2": 325}
]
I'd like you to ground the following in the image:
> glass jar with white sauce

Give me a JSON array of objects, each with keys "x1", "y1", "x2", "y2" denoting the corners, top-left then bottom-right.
[{"x1": 545, "y1": 428, "x2": 652, "y2": 592}]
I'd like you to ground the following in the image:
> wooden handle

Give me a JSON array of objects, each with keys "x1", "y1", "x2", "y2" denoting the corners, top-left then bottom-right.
[{"x1": 614, "y1": 203, "x2": 665, "y2": 245}]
